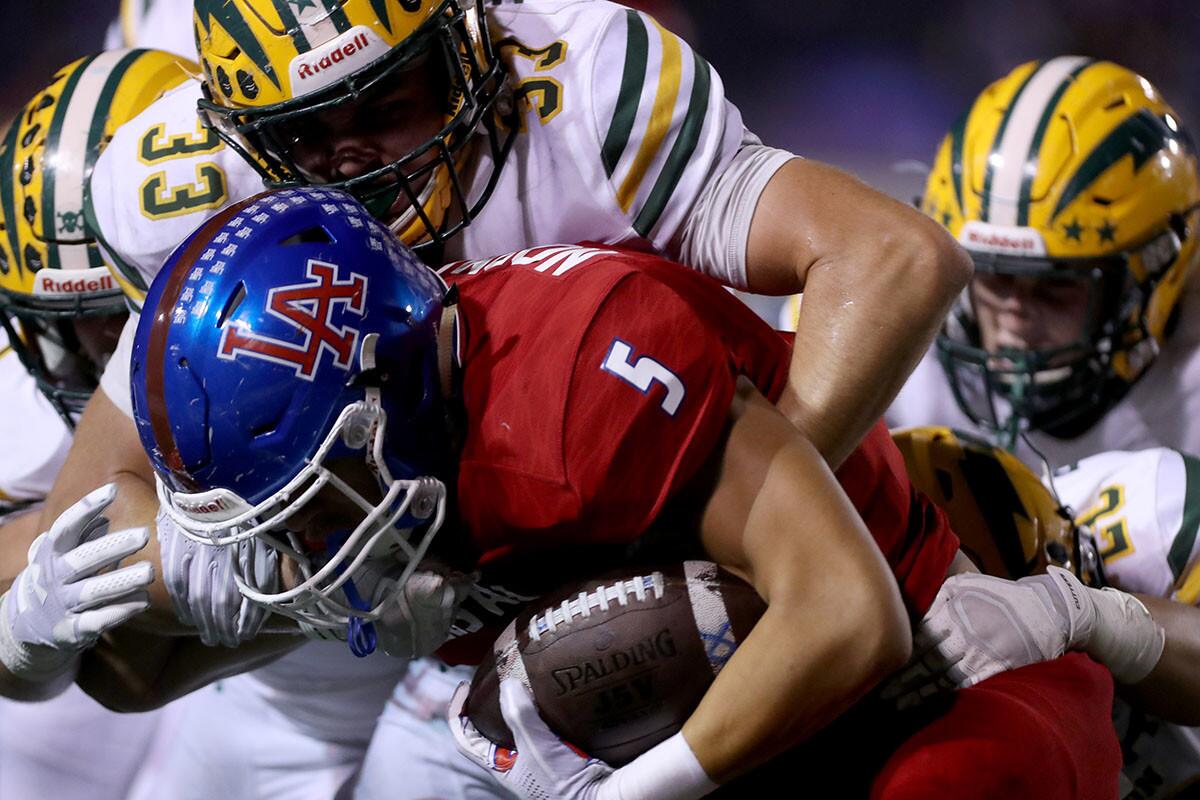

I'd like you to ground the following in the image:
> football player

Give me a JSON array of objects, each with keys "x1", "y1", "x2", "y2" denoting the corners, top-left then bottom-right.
[
  {"x1": 110, "y1": 189, "x2": 1119, "y2": 798},
  {"x1": 894, "y1": 428, "x2": 1200, "y2": 799},
  {"x1": 53, "y1": 0, "x2": 970, "y2": 540},
  {"x1": 0, "y1": 49, "x2": 193, "y2": 800},
  {"x1": 885, "y1": 58, "x2": 1200, "y2": 466}
]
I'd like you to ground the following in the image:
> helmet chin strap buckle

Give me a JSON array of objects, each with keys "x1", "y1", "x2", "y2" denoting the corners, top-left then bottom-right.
[{"x1": 326, "y1": 530, "x2": 378, "y2": 658}]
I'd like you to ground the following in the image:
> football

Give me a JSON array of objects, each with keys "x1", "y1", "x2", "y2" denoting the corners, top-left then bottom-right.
[{"x1": 464, "y1": 561, "x2": 766, "y2": 766}]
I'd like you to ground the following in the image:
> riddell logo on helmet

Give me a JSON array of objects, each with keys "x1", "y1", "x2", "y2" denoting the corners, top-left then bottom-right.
[
  {"x1": 289, "y1": 26, "x2": 390, "y2": 98},
  {"x1": 33, "y1": 267, "x2": 116, "y2": 297},
  {"x1": 295, "y1": 33, "x2": 370, "y2": 82},
  {"x1": 959, "y1": 222, "x2": 1048, "y2": 257},
  {"x1": 175, "y1": 496, "x2": 230, "y2": 516}
]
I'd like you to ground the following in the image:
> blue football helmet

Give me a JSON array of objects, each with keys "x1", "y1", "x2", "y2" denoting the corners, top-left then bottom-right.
[{"x1": 131, "y1": 187, "x2": 451, "y2": 643}]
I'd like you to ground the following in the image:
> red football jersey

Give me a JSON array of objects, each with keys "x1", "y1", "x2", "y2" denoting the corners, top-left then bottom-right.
[{"x1": 437, "y1": 244, "x2": 957, "y2": 660}]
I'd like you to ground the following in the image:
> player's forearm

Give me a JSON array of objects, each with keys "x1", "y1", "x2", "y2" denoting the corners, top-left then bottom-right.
[
  {"x1": 745, "y1": 160, "x2": 971, "y2": 467},
  {"x1": 78, "y1": 625, "x2": 301, "y2": 712},
  {"x1": 681, "y1": 583, "x2": 909, "y2": 784},
  {"x1": 0, "y1": 654, "x2": 77, "y2": 700},
  {"x1": 1117, "y1": 594, "x2": 1200, "y2": 725},
  {"x1": 689, "y1": 384, "x2": 911, "y2": 783},
  {"x1": 0, "y1": 512, "x2": 42, "y2": 595}
]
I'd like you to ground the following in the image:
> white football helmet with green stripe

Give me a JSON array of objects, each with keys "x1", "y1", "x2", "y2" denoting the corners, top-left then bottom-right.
[{"x1": 0, "y1": 48, "x2": 194, "y2": 424}]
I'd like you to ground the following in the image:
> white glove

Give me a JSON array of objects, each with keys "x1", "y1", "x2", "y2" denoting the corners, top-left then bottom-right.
[
  {"x1": 357, "y1": 563, "x2": 474, "y2": 659},
  {"x1": 883, "y1": 566, "x2": 1095, "y2": 708},
  {"x1": 883, "y1": 566, "x2": 1165, "y2": 707},
  {"x1": 0, "y1": 484, "x2": 152, "y2": 680},
  {"x1": 448, "y1": 678, "x2": 718, "y2": 800},
  {"x1": 157, "y1": 509, "x2": 277, "y2": 647}
]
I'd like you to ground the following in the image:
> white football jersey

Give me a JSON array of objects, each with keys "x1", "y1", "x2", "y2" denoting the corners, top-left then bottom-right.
[
  {"x1": 0, "y1": 332, "x2": 73, "y2": 509},
  {"x1": 88, "y1": 0, "x2": 746, "y2": 308},
  {"x1": 104, "y1": 0, "x2": 198, "y2": 59},
  {"x1": 1052, "y1": 448, "x2": 1200, "y2": 799},
  {"x1": 886, "y1": 277, "x2": 1200, "y2": 471}
]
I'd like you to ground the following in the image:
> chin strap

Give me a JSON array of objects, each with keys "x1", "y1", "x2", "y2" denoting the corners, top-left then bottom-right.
[{"x1": 326, "y1": 531, "x2": 377, "y2": 658}]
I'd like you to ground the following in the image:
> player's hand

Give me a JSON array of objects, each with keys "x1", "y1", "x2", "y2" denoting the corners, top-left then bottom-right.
[
  {"x1": 360, "y1": 562, "x2": 473, "y2": 659},
  {"x1": 0, "y1": 484, "x2": 152, "y2": 680},
  {"x1": 158, "y1": 508, "x2": 278, "y2": 647},
  {"x1": 882, "y1": 566, "x2": 1096, "y2": 708},
  {"x1": 448, "y1": 679, "x2": 718, "y2": 800}
]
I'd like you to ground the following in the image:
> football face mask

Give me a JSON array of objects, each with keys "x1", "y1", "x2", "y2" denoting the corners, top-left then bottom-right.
[{"x1": 132, "y1": 187, "x2": 454, "y2": 653}]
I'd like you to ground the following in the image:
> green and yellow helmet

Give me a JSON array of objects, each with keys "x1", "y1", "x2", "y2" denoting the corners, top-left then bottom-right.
[
  {"x1": 893, "y1": 426, "x2": 1102, "y2": 583},
  {"x1": 923, "y1": 57, "x2": 1200, "y2": 443},
  {"x1": 194, "y1": 0, "x2": 514, "y2": 249},
  {"x1": 0, "y1": 48, "x2": 194, "y2": 424}
]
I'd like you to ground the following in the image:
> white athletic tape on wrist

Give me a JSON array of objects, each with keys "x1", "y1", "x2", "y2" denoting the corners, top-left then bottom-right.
[
  {"x1": 608, "y1": 732, "x2": 718, "y2": 800},
  {"x1": 1085, "y1": 587, "x2": 1166, "y2": 684}
]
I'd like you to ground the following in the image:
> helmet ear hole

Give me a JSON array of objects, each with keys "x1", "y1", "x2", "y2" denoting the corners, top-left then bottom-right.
[{"x1": 280, "y1": 226, "x2": 334, "y2": 246}]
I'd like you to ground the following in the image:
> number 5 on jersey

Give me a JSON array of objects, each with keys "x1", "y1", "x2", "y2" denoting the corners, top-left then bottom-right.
[{"x1": 602, "y1": 338, "x2": 685, "y2": 416}]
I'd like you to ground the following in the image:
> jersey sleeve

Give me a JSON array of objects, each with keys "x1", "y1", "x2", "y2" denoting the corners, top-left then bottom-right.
[
  {"x1": 1055, "y1": 448, "x2": 1200, "y2": 601},
  {"x1": 561, "y1": 270, "x2": 738, "y2": 545},
  {"x1": 85, "y1": 80, "x2": 262, "y2": 311},
  {"x1": 588, "y1": 7, "x2": 745, "y2": 255}
]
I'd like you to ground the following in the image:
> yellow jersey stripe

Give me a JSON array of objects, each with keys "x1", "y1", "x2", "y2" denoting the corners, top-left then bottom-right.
[{"x1": 616, "y1": 16, "x2": 682, "y2": 214}]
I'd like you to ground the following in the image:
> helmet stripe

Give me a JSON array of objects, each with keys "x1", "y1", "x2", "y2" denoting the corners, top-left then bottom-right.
[
  {"x1": 0, "y1": 120, "x2": 21, "y2": 277},
  {"x1": 959, "y1": 445, "x2": 1033, "y2": 577},
  {"x1": 84, "y1": 50, "x2": 148, "y2": 191},
  {"x1": 984, "y1": 56, "x2": 1092, "y2": 226},
  {"x1": 368, "y1": 0, "x2": 392, "y2": 34},
  {"x1": 39, "y1": 52, "x2": 100, "y2": 270},
  {"x1": 319, "y1": 0, "x2": 353, "y2": 34},
  {"x1": 196, "y1": 0, "x2": 284, "y2": 90},
  {"x1": 947, "y1": 110, "x2": 967, "y2": 216},
  {"x1": 145, "y1": 195, "x2": 262, "y2": 481},
  {"x1": 601, "y1": 9, "x2": 649, "y2": 179},
  {"x1": 270, "y1": 0, "x2": 313, "y2": 54},
  {"x1": 1016, "y1": 58, "x2": 1096, "y2": 226},
  {"x1": 1050, "y1": 109, "x2": 1178, "y2": 223}
]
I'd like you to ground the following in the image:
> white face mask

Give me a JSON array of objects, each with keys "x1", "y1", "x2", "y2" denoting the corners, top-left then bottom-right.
[{"x1": 158, "y1": 398, "x2": 447, "y2": 641}]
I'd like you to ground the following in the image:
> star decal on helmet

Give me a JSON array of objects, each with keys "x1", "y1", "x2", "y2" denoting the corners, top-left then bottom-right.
[
  {"x1": 1097, "y1": 220, "x2": 1117, "y2": 243},
  {"x1": 1063, "y1": 218, "x2": 1084, "y2": 242},
  {"x1": 288, "y1": 0, "x2": 318, "y2": 11},
  {"x1": 195, "y1": 0, "x2": 282, "y2": 90}
]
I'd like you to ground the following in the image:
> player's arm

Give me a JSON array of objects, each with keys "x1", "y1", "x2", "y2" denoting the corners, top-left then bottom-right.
[
  {"x1": 744, "y1": 159, "x2": 972, "y2": 467},
  {"x1": 1118, "y1": 595, "x2": 1200, "y2": 724},
  {"x1": 681, "y1": 380, "x2": 911, "y2": 782}
]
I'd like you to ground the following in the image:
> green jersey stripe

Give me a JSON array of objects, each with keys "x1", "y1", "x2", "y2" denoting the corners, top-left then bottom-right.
[
  {"x1": 320, "y1": 0, "x2": 352, "y2": 34},
  {"x1": 980, "y1": 61, "x2": 1040, "y2": 223},
  {"x1": 634, "y1": 51, "x2": 711, "y2": 238},
  {"x1": 83, "y1": 184, "x2": 147, "y2": 297},
  {"x1": 270, "y1": 0, "x2": 311, "y2": 54},
  {"x1": 1016, "y1": 59, "x2": 1095, "y2": 226},
  {"x1": 601, "y1": 9, "x2": 649, "y2": 179},
  {"x1": 1168, "y1": 453, "x2": 1200, "y2": 582},
  {"x1": 0, "y1": 120, "x2": 21, "y2": 277},
  {"x1": 42, "y1": 54, "x2": 100, "y2": 272}
]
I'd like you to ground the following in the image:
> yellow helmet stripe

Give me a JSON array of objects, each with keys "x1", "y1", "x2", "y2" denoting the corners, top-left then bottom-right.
[
  {"x1": 1016, "y1": 59, "x2": 1097, "y2": 226},
  {"x1": 984, "y1": 56, "x2": 1092, "y2": 226},
  {"x1": 1051, "y1": 109, "x2": 1180, "y2": 222}
]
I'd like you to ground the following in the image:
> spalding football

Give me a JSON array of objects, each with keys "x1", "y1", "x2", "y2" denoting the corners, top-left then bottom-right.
[{"x1": 465, "y1": 561, "x2": 765, "y2": 766}]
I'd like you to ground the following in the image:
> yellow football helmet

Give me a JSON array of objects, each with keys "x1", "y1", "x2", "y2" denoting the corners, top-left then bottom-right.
[
  {"x1": 0, "y1": 48, "x2": 194, "y2": 424},
  {"x1": 922, "y1": 58, "x2": 1200, "y2": 444},
  {"x1": 194, "y1": 0, "x2": 515, "y2": 249},
  {"x1": 894, "y1": 426, "x2": 1102, "y2": 583}
]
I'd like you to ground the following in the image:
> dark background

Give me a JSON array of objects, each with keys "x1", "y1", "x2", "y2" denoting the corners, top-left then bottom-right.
[{"x1": 2, "y1": 0, "x2": 1196, "y2": 198}]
